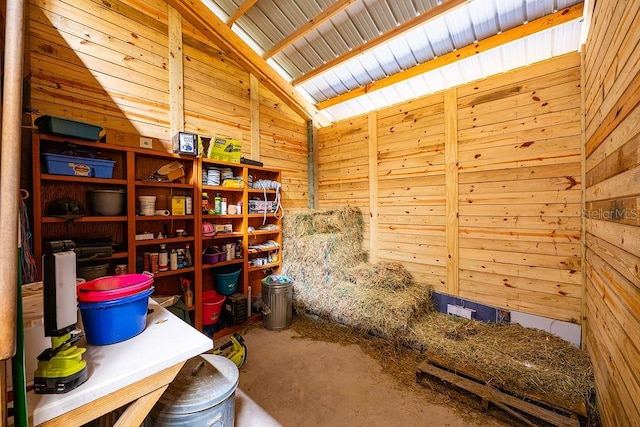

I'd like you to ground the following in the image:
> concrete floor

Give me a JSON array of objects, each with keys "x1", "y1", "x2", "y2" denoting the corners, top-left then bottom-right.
[{"x1": 235, "y1": 321, "x2": 509, "y2": 427}]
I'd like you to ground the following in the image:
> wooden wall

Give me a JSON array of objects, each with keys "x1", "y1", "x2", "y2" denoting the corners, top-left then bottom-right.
[
  {"x1": 583, "y1": 0, "x2": 640, "y2": 424},
  {"x1": 27, "y1": 0, "x2": 308, "y2": 208},
  {"x1": 317, "y1": 53, "x2": 583, "y2": 322}
]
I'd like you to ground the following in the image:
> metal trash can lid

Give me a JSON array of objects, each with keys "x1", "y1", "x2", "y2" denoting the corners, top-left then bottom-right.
[
  {"x1": 261, "y1": 274, "x2": 293, "y2": 285},
  {"x1": 155, "y1": 354, "x2": 239, "y2": 415}
]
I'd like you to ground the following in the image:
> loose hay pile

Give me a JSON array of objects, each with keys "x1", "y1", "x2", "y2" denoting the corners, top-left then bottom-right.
[
  {"x1": 282, "y1": 207, "x2": 596, "y2": 420},
  {"x1": 283, "y1": 207, "x2": 433, "y2": 335}
]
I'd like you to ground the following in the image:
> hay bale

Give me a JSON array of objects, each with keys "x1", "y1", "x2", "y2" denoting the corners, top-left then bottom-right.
[
  {"x1": 284, "y1": 207, "x2": 364, "y2": 240},
  {"x1": 406, "y1": 312, "x2": 594, "y2": 415},
  {"x1": 330, "y1": 280, "x2": 432, "y2": 336},
  {"x1": 345, "y1": 261, "x2": 414, "y2": 291}
]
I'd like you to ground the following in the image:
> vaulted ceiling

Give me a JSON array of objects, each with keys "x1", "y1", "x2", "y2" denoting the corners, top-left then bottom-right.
[{"x1": 167, "y1": 0, "x2": 586, "y2": 125}]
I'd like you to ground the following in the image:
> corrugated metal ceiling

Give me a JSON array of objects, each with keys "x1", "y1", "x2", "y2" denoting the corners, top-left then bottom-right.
[{"x1": 202, "y1": 0, "x2": 585, "y2": 122}]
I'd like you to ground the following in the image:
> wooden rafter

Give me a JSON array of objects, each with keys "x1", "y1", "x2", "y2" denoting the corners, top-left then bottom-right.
[
  {"x1": 317, "y1": 3, "x2": 585, "y2": 110},
  {"x1": 292, "y1": 0, "x2": 471, "y2": 86},
  {"x1": 166, "y1": 0, "x2": 329, "y2": 126},
  {"x1": 227, "y1": 0, "x2": 258, "y2": 27},
  {"x1": 263, "y1": 0, "x2": 356, "y2": 60}
]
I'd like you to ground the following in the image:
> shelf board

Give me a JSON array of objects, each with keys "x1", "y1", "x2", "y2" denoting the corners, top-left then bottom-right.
[
  {"x1": 248, "y1": 261, "x2": 281, "y2": 272},
  {"x1": 248, "y1": 229, "x2": 281, "y2": 235},
  {"x1": 41, "y1": 174, "x2": 127, "y2": 185},
  {"x1": 202, "y1": 185, "x2": 244, "y2": 192},
  {"x1": 247, "y1": 188, "x2": 277, "y2": 194},
  {"x1": 247, "y1": 213, "x2": 279, "y2": 218},
  {"x1": 152, "y1": 267, "x2": 195, "y2": 278},
  {"x1": 135, "y1": 181, "x2": 194, "y2": 189},
  {"x1": 201, "y1": 158, "x2": 244, "y2": 168},
  {"x1": 43, "y1": 215, "x2": 128, "y2": 223},
  {"x1": 77, "y1": 251, "x2": 128, "y2": 262},
  {"x1": 135, "y1": 215, "x2": 195, "y2": 221},
  {"x1": 135, "y1": 236, "x2": 194, "y2": 246},
  {"x1": 202, "y1": 232, "x2": 244, "y2": 239},
  {"x1": 202, "y1": 214, "x2": 243, "y2": 220},
  {"x1": 202, "y1": 259, "x2": 244, "y2": 270}
]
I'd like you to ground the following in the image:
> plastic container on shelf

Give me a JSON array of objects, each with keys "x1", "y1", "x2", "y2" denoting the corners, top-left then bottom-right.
[
  {"x1": 42, "y1": 153, "x2": 115, "y2": 178},
  {"x1": 35, "y1": 115, "x2": 103, "y2": 141}
]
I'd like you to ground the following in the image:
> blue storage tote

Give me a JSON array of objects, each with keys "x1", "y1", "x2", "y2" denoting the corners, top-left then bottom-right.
[{"x1": 43, "y1": 153, "x2": 115, "y2": 178}]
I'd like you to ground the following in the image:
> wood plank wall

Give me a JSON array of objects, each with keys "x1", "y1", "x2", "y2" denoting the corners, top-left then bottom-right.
[
  {"x1": 27, "y1": 0, "x2": 308, "y2": 209},
  {"x1": 583, "y1": 0, "x2": 640, "y2": 424},
  {"x1": 317, "y1": 53, "x2": 583, "y2": 321}
]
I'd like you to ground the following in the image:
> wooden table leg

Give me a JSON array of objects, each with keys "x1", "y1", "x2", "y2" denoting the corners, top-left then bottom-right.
[{"x1": 114, "y1": 384, "x2": 169, "y2": 427}]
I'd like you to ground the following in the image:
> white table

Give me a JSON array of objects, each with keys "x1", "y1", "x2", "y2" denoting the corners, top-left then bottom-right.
[{"x1": 26, "y1": 299, "x2": 212, "y2": 426}]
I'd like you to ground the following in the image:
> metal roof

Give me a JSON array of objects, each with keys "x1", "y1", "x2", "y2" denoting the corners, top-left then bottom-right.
[{"x1": 201, "y1": 0, "x2": 585, "y2": 122}]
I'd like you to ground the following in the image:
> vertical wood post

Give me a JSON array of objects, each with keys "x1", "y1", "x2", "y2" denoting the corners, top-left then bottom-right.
[
  {"x1": 368, "y1": 111, "x2": 379, "y2": 262},
  {"x1": 445, "y1": 88, "x2": 459, "y2": 296},
  {"x1": 307, "y1": 121, "x2": 318, "y2": 209},
  {"x1": 250, "y1": 74, "x2": 260, "y2": 160},
  {"x1": 580, "y1": 48, "x2": 587, "y2": 348},
  {"x1": 1, "y1": 0, "x2": 26, "y2": 422},
  {"x1": 168, "y1": 5, "x2": 184, "y2": 137}
]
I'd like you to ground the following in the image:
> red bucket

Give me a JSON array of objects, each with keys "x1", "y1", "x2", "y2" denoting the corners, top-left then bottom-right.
[
  {"x1": 202, "y1": 290, "x2": 225, "y2": 326},
  {"x1": 77, "y1": 273, "x2": 154, "y2": 302}
]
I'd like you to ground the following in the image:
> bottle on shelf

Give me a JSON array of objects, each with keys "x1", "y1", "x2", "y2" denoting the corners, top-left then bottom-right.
[
  {"x1": 170, "y1": 249, "x2": 178, "y2": 271},
  {"x1": 159, "y1": 244, "x2": 168, "y2": 272},
  {"x1": 184, "y1": 243, "x2": 193, "y2": 267},
  {"x1": 221, "y1": 197, "x2": 227, "y2": 215},
  {"x1": 214, "y1": 193, "x2": 222, "y2": 215},
  {"x1": 177, "y1": 249, "x2": 185, "y2": 269},
  {"x1": 202, "y1": 192, "x2": 209, "y2": 214},
  {"x1": 182, "y1": 278, "x2": 193, "y2": 307}
]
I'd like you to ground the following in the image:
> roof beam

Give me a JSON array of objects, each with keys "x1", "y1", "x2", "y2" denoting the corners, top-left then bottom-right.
[
  {"x1": 165, "y1": 0, "x2": 329, "y2": 126},
  {"x1": 317, "y1": 3, "x2": 584, "y2": 110},
  {"x1": 226, "y1": 0, "x2": 258, "y2": 27},
  {"x1": 292, "y1": 0, "x2": 471, "y2": 86},
  {"x1": 263, "y1": 0, "x2": 356, "y2": 60}
]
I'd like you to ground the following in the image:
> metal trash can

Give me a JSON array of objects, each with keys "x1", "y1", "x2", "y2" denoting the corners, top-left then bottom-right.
[
  {"x1": 148, "y1": 354, "x2": 238, "y2": 426},
  {"x1": 261, "y1": 275, "x2": 293, "y2": 331}
]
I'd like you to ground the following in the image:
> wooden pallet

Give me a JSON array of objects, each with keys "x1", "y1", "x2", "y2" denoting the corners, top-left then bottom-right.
[{"x1": 416, "y1": 359, "x2": 581, "y2": 427}]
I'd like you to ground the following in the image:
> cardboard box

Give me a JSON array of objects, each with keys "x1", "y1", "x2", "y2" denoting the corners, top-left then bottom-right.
[
  {"x1": 208, "y1": 137, "x2": 242, "y2": 163},
  {"x1": 171, "y1": 196, "x2": 186, "y2": 216}
]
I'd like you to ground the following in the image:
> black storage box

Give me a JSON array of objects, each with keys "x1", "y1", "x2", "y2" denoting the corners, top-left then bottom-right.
[
  {"x1": 223, "y1": 293, "x2": 247, "y2": 326},
  {"x1": 35, "y1": 115, "x2": 103, "y2": 141}
]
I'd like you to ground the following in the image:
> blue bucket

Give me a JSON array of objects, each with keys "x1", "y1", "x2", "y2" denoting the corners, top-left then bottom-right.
[
  {"x1": 78, "y1": 287, "x2": 154, "y2": 345},
  {"x1": 214, "y1": 267, "x2": 242, "y2": 295}
]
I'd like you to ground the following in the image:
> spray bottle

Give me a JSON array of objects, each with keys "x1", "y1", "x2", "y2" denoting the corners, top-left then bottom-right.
[{"x1": 181, "y1": 278, "x2": 193, "y2": 307}]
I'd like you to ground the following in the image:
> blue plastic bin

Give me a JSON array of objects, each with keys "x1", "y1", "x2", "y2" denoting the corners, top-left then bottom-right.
[
  {"x1": 43, "y1": 153, "x2": 115, "y2": 178},
  {"x1": 78, "y1": 287, "x2": 154, "y2": 345}
]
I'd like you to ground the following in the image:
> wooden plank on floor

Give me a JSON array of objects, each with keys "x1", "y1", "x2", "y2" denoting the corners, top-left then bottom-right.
[{"x1": 416, "y1": 360, "x2": 582, "y2": 426}]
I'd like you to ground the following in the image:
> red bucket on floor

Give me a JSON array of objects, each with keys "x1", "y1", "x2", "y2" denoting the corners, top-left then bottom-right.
[{"x1": 202, "y1": 291, "x2": 225, "y2": 326}]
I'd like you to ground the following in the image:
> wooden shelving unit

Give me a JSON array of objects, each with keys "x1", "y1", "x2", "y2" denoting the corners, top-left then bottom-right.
[{"x1": 32, "y1": 132, "x2": 281, "y2": 334}]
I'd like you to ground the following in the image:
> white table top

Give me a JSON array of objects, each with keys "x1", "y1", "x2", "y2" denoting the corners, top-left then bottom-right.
[{"x1": 27, "y1": 298, "x2": 212, "y2": 425}]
